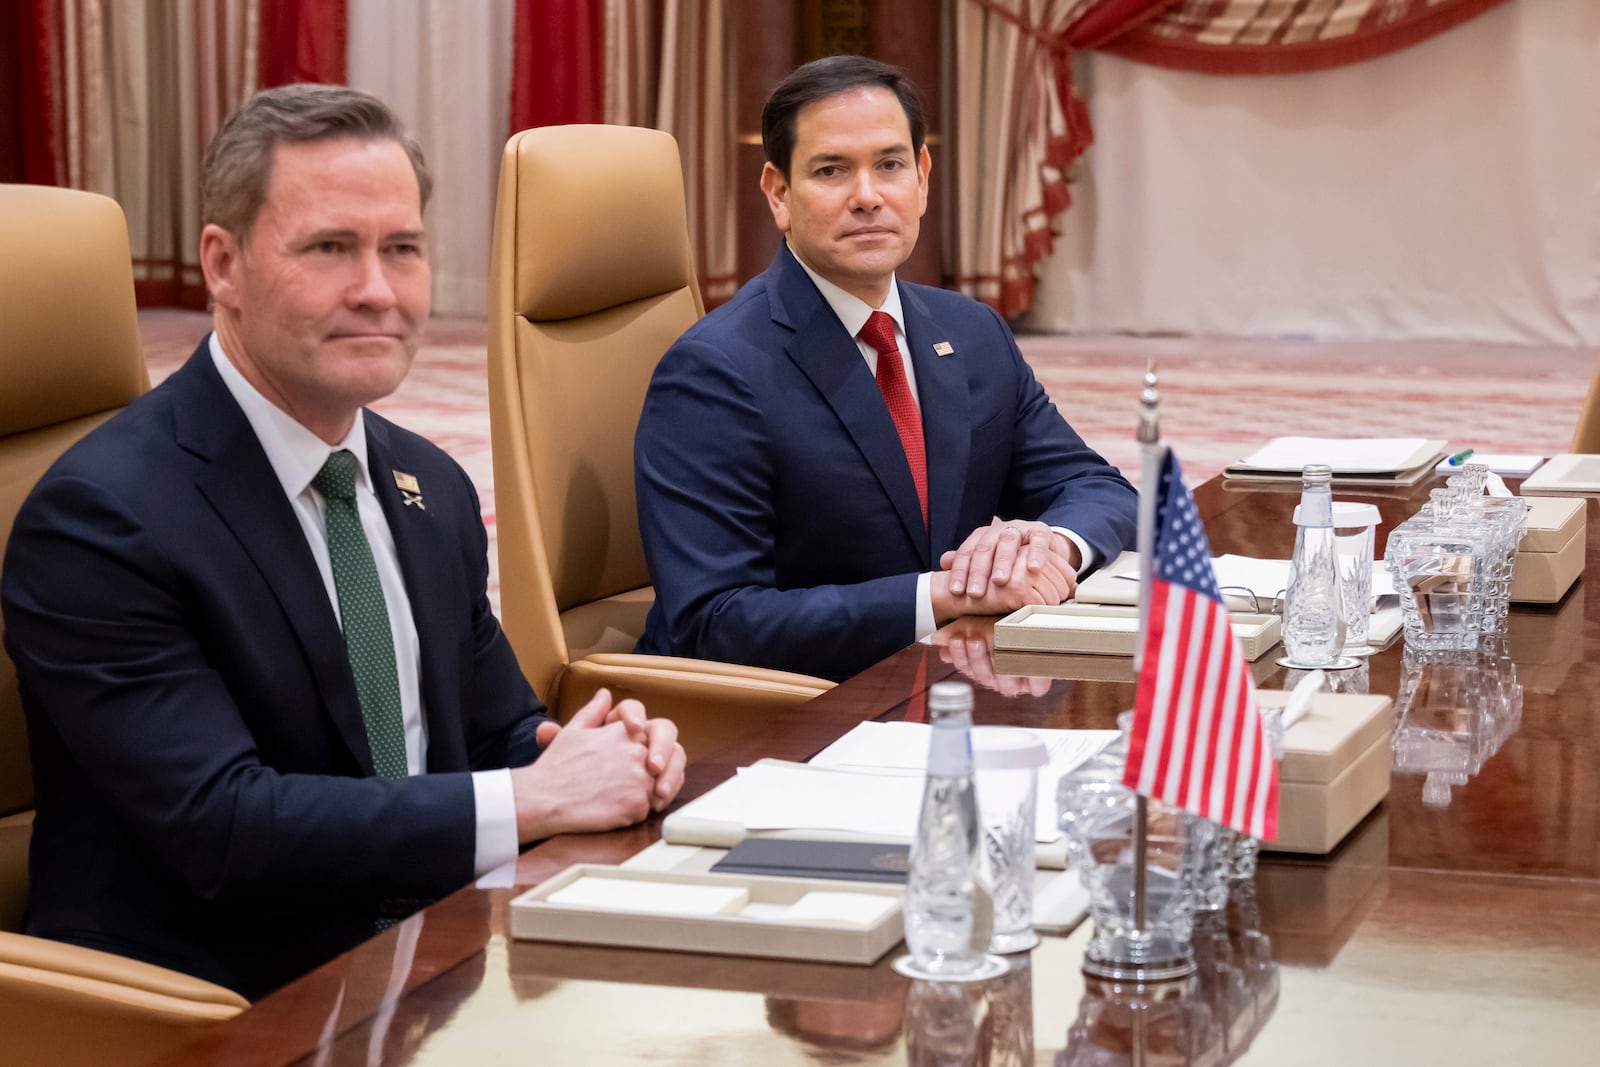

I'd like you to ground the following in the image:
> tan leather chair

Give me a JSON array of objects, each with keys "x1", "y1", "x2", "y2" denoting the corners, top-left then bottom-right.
[
  {"x1": 1572, "y1": 354, "x2": 1600, "y2": 452},
  {"x1": 487, "y1": 126, "x2": 833, "y2": 759},
  {"x1": 0, "y1": 184, "x2": 248, "y2": 1062}
]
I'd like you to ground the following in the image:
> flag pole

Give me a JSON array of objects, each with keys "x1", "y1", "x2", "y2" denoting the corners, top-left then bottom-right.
[{"x1": 1133, "y1": 364, "x2": 1162, "y2": 937}]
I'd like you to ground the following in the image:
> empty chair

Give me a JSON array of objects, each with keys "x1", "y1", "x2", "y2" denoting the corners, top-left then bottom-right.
[{"x1": 486, "y1": 126, "x2": 833, "y2": 758}]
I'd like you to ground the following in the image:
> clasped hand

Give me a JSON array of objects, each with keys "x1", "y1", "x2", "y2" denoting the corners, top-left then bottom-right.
[
  {"x1": 515, "y1": 689, "x2": 686, "y2": 842},
  {"x1": 932, "y1": 518, "x2": 1080, "y2": 622}
]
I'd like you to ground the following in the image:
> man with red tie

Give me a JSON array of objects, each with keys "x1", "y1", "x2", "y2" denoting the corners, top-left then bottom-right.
[{"x1": 633, "y1": 55, "x2": 1136, "y2": 682}]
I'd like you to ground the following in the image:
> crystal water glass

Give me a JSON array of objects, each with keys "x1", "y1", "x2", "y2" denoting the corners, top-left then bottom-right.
[
  {"x1": 1386, "y1": 489, "x2": 1490, "y2": 650},
  {"x1": 1057, "y1": 737, "x2": 1214, "y2": 980}
]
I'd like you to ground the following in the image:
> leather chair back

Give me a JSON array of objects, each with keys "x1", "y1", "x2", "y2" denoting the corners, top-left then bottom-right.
[
  {"x1": 1572, "y1": 355, "x2": 1600, "y2": 452},
  {"x1": 0, "y1": 185, "x2": 150, "y2": 933},
  {"x1": 488, "y1": 125, "x2": 705, "y2": 702}
]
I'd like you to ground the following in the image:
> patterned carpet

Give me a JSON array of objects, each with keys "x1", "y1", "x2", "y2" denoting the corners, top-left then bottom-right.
[{"x1": 139, "y1": 310, "x2": 1594, "y2": 608}]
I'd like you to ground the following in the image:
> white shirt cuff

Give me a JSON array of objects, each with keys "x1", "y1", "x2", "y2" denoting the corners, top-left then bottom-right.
[
  {"x1": 471, "y1": 769, "x2": 519, "y2": 878},
  {"x1": 914, "y1": 571, "x2": 936, "y2": 640},
  {"x1": 1052, "y1": 527, "x2": 1095, "y2": 575}
]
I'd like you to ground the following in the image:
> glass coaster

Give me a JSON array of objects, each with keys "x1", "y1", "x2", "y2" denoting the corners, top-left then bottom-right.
[
  {"x1": 1276, "y1": 655, "x2": 1362, "y2": 671},
  {"x1": 989, "y1": 929, "x2": 1040, "y2": 955},
  {"x1": 892, "y1": 952, "x2": 1009, "y2": 983}
]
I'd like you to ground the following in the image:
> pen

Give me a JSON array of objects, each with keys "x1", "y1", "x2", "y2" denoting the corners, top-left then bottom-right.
[{"x1": 1446, "y1": 448, "x2": 1474, "y2": 466}]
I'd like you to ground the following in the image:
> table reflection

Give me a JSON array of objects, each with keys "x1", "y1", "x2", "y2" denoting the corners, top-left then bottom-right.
[
  {"x1": 931, "y1": 616, "x2": 1058, "y2": 698},
  {"x1": 1392, "y1": 640, "x2": 1522, "y2": 808},
  {"x1": 904, "y1": 954, "x2": 1032, "y2": 1066},
  {"x1": 1058, "y1": 879, "x2": 1280, "y2": 1067}
]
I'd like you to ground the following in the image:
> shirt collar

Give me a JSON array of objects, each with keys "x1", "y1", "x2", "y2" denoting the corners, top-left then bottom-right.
[
  {"x1": 208, "y1": 332, "x2": 371, "y2": 500},
  {"x1": 787, "y1": 241, "x2": 906, "y2": 342}
]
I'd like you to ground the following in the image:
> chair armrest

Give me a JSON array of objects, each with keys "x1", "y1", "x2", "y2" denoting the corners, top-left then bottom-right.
[
  {"x1": 0, "y1": 930, "x2": 246, "y2": 1067},
  {"x1": 0, "y1": 931, "x2": 247, "y2": 1019},
  {"x1": 557, "y1": 655, "x2": 834, "y2": 759}
]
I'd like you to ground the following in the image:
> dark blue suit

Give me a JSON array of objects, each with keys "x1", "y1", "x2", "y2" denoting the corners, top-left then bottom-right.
[
  {"x1": 635, "y1": 247, "x2": 1137, "y2": 681},
  {"x1": 1, "y1": 344, "x2": 548, "y2": 999}
]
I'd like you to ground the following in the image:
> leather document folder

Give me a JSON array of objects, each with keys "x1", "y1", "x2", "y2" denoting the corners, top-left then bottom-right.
[
  {"x1": 1224, "y1": 436, "x2": 1447, "y2": 487},
  {"x1": 711, "y1": 839, "x2": 909, "y2": 885}
]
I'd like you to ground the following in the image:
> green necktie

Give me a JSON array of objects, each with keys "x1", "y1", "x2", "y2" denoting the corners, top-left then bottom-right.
[{"x1": 312, "y1": 450, "x2": 408, "y2": 780}]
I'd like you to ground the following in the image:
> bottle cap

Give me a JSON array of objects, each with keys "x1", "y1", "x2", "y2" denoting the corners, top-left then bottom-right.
[
  {"x1": 927, "y1": 680, "x2": 974, "y2": 715},
  {"x1": 971, "y1": 727, "x2": 1049, "y2": 769}
]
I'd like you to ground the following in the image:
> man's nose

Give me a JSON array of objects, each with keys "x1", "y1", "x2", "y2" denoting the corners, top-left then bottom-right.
[
  {"x1": 347, "y1": 249, "x2": 397, "y2": 310},
  {"x1": 848, "y1": 169, "x2": 884, "y2": 210}
]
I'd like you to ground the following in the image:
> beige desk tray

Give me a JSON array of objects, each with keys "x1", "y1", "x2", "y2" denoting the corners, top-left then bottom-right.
[
  {"x1": 510, "y1": 864, "x2": 904, "y2": 966},
  {"x1": 994, "y1": 603, "x2": 1282, "y2": 662}
]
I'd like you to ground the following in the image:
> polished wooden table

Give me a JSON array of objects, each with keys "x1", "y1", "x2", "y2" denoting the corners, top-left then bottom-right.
[{"x1": 153, "y1": 477, "x2": 1600, "y2": 1065}]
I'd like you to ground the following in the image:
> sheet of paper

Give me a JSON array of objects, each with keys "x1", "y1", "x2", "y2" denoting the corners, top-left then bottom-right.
[
  {"x1": 547, "y1": 876, "x2": 749, "y2": 916},
  {"x1": 1213, "y1": 554, "x2": 1394, "y2": 605},
  {"x1": 1017, "y1": 614, "x2": 1139, "y2": 632},
  {"x1": 805, "y1": 721, "x2": 1119, "y2": 842},
  {"x1": 785, "y1": 891, "x2": 899, "y2": 928},
  {"x1": 1237, "y1": 437, "x2": 1429, "y2": 473},
  {"x1": 1434, "y1": 453, "x2": 1544, "y2": 476},
  {"x1": 736, "y1": 763, "x2": 923, "y2": 839}
]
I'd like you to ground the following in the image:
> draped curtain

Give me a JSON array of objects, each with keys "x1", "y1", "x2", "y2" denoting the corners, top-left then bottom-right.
[
  {"x1": 348, "y1": 0, "x2": 514, "y2": 317},
  {"x1": 1026, "y1": 0, "x2": 1600, "y2": 346},
  {"x1": 655, "y1": 0, "x2": 735, "y2": 305},
  {"x1": 37, "y1": 1, "x2": 261, "y2": 308},
  {"x1": 515, "y1": 0, "x2": 735, "y2": 307},
  {"x1": 956, "y1": 0, "x2": 1524, "y2": 318},
  {"x1": 953, "y1": 1, "x2": 1169, "y2": 317},
  {"x1": 509, "y1": 0, "x2": 604, "y2": 132},
  {"x1": 1107, "y1": 0, "x2": 1514, "y2": 75},
  {"x1": 258, "y1": 0, "x2": 345, "y2": 86}
]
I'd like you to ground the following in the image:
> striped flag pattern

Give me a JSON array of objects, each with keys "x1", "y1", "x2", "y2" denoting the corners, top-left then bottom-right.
[{"x1": 1123, "y1": 449, "x2": 1279, "y2": 840}]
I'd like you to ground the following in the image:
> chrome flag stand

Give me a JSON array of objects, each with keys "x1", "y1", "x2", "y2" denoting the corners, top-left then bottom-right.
[{"x1": 1078, "y1": 365, "x2": 1199, "y2": 983}]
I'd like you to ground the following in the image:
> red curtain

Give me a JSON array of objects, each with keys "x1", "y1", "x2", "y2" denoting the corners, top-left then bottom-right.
[
  {"x1": 1105, "y1": 0, "x2": 1515, "y2": 76},
  {"x1": 8, "y1": 0, "x2": 60, "y2": 185},
  {"x1": 509, "y1": 0, "x2": 606, "y2": 134},
  {"x1": 259, "y1": 0, "x2": 348, "y2": 87}
]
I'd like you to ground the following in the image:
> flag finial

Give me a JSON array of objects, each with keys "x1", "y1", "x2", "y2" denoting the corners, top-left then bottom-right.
[{"x1": 1138, "y1": 361, "x2": 1160, "y2": 445}]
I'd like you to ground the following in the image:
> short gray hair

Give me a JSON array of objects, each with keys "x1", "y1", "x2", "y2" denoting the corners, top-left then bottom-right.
[{"x1": 201, "y1": 83, "x2": 432, "y2": 239}]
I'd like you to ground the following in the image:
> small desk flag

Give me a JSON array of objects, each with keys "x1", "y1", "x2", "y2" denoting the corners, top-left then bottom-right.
[{"x1": 1123, "y1": 449, "x2": 1278, "y2": 840}]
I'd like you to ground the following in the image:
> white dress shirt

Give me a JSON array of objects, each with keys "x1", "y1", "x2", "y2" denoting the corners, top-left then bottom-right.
[
  {"x1": 789, "y1": 249, "x2": 1095, "y2": 638},
  {"x1": 209, "y1": 336, "x2": 517, "y2": 878}
]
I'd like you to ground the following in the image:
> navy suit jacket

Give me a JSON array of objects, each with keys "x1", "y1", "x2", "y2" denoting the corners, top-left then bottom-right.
[
  {"x1": 1, "y1": 344, "x2": 548, "y2": 999},
  {"x1": 635, "y1": 247, "x2": 1137, "y2": 681}
]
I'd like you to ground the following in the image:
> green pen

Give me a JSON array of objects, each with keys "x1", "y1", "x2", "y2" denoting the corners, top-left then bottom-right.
[{"x1": 1446, "y1": 448, "x2": 1475, "y2": 466}]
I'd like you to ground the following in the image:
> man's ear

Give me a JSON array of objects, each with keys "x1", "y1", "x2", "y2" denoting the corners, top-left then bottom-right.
[
  {"x1": 199, "y1": 223, "x2": 243, "y2": 310},
  {"x1": 759, "y1": 161, "x2": 791, "y2": 235},
  {"x1": 916, "y1": 144, "x2": 932, "y2": 218}
]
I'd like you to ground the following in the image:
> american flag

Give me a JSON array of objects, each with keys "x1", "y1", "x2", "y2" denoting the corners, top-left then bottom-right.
[{"x1": 1123, "y1": 449, "x2": 1278, "y2": 840}]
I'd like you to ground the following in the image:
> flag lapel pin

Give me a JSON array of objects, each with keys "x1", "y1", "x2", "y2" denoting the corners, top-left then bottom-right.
[
  {"x1": 932, "y1": 341, "x2": 954, "y2": 356},
  {"x1": 393, "y1": 470, "x2": 425, "y2": 510}
]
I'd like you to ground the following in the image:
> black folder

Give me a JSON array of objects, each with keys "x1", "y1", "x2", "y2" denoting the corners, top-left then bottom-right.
[{"x1": 710, "y1": 839, "x2": 909, "y2": 885}]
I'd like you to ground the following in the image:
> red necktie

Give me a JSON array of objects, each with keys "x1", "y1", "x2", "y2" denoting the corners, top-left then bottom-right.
[{"x1": 859, "y1": 310, "x2": 927, "y2": 525}]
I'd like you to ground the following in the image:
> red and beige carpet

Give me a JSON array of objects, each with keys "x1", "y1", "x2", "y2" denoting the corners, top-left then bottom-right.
[{"x1": 139, "y1": 310, "x2": 1593, "y2": 608}]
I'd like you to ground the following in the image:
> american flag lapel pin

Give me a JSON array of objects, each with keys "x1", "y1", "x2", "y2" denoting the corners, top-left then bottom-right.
[
  {"x1": 392, "y1": 470, "x2": 425, "y2": 510},
  {"x1": 933, "y1": 341, "x2": 954, "y2": 356}
]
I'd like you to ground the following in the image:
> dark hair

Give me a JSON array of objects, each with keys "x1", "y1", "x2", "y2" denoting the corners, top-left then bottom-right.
[
  {"x1": 760, "y1": 55, "x2": 927, "y2": 178},
  {"x1": 201, "y1": 83, "x2": 431, "y2": 240}
]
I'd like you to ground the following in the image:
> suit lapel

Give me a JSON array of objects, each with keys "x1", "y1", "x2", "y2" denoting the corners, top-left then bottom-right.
[
  {"x1": 366, "y1": 419, "x2": 466, "y2": 773},
  {"x1": 770, "y1": 251, "x2": 931, "y2": 564},
  {"x1": 901, "y1": 284, "x2": 970, "y2": 557},
  {"x1": 169, "y1": 350, "x2": 375, "y2": 773}
]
